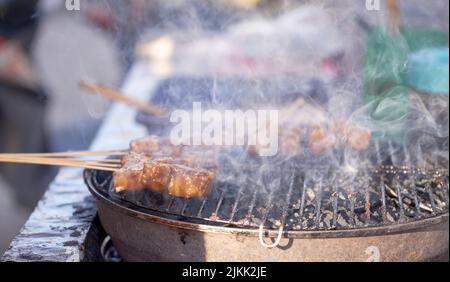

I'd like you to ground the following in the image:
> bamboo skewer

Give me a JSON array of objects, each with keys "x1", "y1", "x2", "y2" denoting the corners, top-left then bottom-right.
[
  {"x1": 0, "y1": 156, "x2": 120, "y2": 171},
  {"x1": 0, "y1": 156, "x2": 122, "y2": 164},
  {"x1": 0, "y1": 155, "x2": 122, "y2": 165},
  {"x1": 0, "y1": 149, "x2": 127, "y2": 158},
  {"x1": 73, "y1": 159, "x2": 121, "y2": 163},
  {"x1": 80, "y1": 80, "x2": 307, "y2": 124},
  {"x1": 0, "y1": 150, "x2": 126, "y2": 172},
  {"x1": 79, "y1": 80, "x2": 166, "y2": 116}
]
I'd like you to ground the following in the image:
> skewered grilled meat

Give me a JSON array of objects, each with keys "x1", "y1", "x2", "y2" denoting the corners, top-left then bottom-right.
[
  {"x1": 130, "y1": 136, "x2": 218, "y2": 169},
  {"x1": 308, "y1": 123, "x2": 372, "y2": 155},
  {"x1": 166, "y1": 165, "x2": 214, "y2": 198},
  {"x1": 141, "y1": 158, "x2": 173, "y2": 193},
  {"x1": 246, "y1": 98, "x2": 372, "y2": 157},
  {"x1": 114, "y1": 152, "x2": 148, "y2": 192},
  {"x1": 130, "y1": 136, "x2": 183, "y2": 158},
  {"x1": 346, "y1": 126, "x2": 371, "y2": 151},
  {"x1": 249, "y1": 122, "x2": 371, "y2": 157},
  {"x1": 279, "y1": 126, "x2": 305, "y2": 156},
  {"x1": 115, "y1": 123, "x2": 371, "y2": 196},
  {"x1": 114, "y1": 152, "x2": 215, "y2": 197},
  {"x1": 114, "y1": 137, "x2": 216, "y2": 197},
  {"x1": 308, "y1": 125, "x2": 337, "y2": 155}
]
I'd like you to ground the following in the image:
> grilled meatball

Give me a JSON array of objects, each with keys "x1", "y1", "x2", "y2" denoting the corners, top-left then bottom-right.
[
  {"x1": 279, "y1": 126, "x2": 304, "y2": 157},
  {"x1": 346, "y1": 126, "x2": 371, "y2": 151},
  {"x1": 308, "y1": 125, "x2": 337, "y2": 155}
]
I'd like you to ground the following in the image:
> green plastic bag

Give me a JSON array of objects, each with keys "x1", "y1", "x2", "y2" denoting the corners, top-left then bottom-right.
[{"x1": 363, "y1": 27, "x2": 449, "y2": 143}]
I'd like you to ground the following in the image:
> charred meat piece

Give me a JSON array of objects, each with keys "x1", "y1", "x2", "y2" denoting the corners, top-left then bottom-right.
[
  {"x1": 130, "y1": 136, "x2": 159, "y2": 153},
  {"x1": 141, "y1": 159, "x2": 173, "y2": 193},
  {"x1": 114, "y1": 148, "x2": 215, "y2": 198},
  {"x1": 329, "y1": 122, "x2": 348, "y2": 145},
  {"x1": 279, "y1": 126, "x2": 304, "y2": 157},
  {"x1": 247, "y1": 124, "x2": 304, "y2": 157},
  {"x1": 130, "y1": 136, "x2": 218, "y2": 169},
  {"x1": 114, "y1": 152, "x2": 148, "y2": 192},
  {"x1": 308, "y1": 125, "x2": 337, "y2": 155},
  {"x1": 167, "y1": 165, "x2": 215, "y2": 198},
  {"x1": 309, "y1": 123, "x2": 372, "y2": 155},
  {"x1": 346, "y1": 126, "x2": 371, "y2": 151},
  {"x1": 130, "y1": 136, "x2": 183, "y2": 157},
  {"x1": 329, "y1": 122, "x2": 372, "y2": 151}
]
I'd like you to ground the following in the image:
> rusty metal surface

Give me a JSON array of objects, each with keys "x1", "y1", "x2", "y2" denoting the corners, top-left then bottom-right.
[{"x1": 89, "y1": 177, "x2": 449, "y2": 261}]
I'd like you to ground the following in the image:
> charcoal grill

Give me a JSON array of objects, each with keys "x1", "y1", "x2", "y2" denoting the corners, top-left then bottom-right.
[
  {"x1": 86, "y1": 77, "x2": 448, "y2": 261},
  {"x1": 84, "y1": 138, "x2": 449, "y2": 262}
]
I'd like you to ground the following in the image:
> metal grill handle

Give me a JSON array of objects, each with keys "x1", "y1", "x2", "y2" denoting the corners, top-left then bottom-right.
[{"x1": 258, "y1": 224, "x2": 284, "y2": 248}]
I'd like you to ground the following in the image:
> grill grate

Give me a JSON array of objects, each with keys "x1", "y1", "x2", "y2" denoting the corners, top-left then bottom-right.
[
  {"x1": 91, "y1": 158, "x2": 449, "y2": 231},
  {"x1": 124, "y1": 76, "x2": 450, "y2": 231}
]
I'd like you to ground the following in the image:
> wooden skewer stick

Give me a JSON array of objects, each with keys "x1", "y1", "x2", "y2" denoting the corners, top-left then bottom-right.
[
  {"x1": 0, "y1": 155, "x2": 122, "y2": 166},
  {"x1": 0, "y1": 156, "x2": 122, "y2": 164},
  {"x1": 0, "y1": 160, "x2": 118, "y2": 172},
  {"x1": 0, "y1": 154, "x2": 121, "y2": 162},
  {"x1": 0, "y1": 156, "x2": 119, "y2": 172},
  {"x1": 79, "y1": 80, "x2": 166, "y2": 116},
  {"x1": 0, "y1": 150, "x2": 127, "y2": 158},
  {"x1": 83, "y1": 159, "x2": 121, "y2": 164},
  {"x1": 65, "y1": 159, "x2": 121, "y2": 163}
]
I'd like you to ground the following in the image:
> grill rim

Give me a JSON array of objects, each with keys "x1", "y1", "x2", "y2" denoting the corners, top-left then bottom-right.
[{"x1": 84, "y1": 169, "x2": 449, "y2": 239}]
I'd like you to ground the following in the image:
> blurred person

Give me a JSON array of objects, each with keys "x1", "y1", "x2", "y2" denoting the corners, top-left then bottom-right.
[
  {"x1": 0, "y1": 0, "x2": 51, "y2": 207},
  {"x1": 31, "y1": 0, "x2": 122, "y2": 153}
]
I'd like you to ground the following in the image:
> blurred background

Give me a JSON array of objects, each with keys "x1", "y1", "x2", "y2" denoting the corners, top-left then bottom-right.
[{"x1": 0, "y1": 0, "x2": 448, "y2": 254}]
